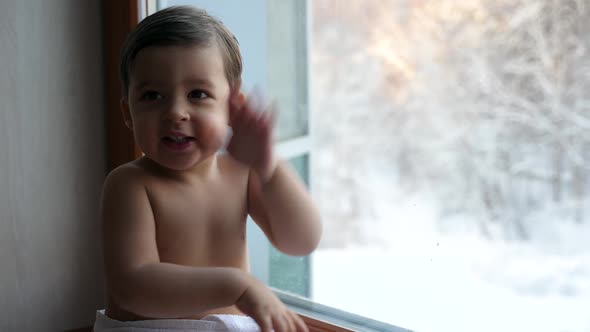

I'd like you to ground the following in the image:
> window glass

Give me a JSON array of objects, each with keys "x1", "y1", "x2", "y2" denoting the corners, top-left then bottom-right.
[
  {"x1": 269, "y1": 154, "x2": 311, "y2": 298},
  {"x1": 311, "y1": 1, "x2": 590, "y2": 331},
  {"x1": 149, "y1": 1, "x2": 590, "y2": 331},
  {"x1": 267, "y1": 0, "x2": 309, "y2": 141}
]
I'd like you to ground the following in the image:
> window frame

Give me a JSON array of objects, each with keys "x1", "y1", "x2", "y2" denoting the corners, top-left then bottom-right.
[
  {"x1": 102, "y1": 1, "x2": 407, "y2": 331},
  {"x1": 103, "y1": 0, "x2": 143, "y2": 173}
]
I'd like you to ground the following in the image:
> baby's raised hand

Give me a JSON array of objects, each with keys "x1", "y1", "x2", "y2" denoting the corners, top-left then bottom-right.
[
  {"x1": 227, "y1": 90, "x2": 277, "y2": 183},
  {"x1": 235, "y1": 275, "x2": 308, "y2": 332}
]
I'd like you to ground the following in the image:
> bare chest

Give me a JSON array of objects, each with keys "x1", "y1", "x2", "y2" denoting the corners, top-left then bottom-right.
[{"x1": 147, "y1": 177, "x2": 248, "y2": 267}]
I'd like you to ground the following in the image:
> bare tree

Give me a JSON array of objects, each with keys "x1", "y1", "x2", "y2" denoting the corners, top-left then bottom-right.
[{"x1": 312, "y1": 0, "x2": 590, "y2": 247}]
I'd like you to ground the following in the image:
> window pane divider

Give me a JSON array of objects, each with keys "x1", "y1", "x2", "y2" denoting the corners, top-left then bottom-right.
[{"x1": 276, "y1": 135, "x2": 311, "y2": 159}]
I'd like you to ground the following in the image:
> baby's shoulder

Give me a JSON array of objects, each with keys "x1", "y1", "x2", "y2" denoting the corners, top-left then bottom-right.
[
  {"x1": 100, "y1": 162, "x2": 156, "y2": 218},
  {"x1": 102, "y1": 161, "x2": 151, "y2": 194}
]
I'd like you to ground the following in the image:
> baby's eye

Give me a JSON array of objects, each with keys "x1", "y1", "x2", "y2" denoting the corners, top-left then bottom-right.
[
  {"x1": 188, "y1": 90, "x2": 209, "y2": 100},
  {"x1": 141, "y1": 91, "x2": 163, "y2": 101}
]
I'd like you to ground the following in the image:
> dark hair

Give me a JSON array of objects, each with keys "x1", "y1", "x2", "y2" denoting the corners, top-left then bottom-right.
[{"x1": 119, "y1": 5, "x2": 242, "y2": 97}]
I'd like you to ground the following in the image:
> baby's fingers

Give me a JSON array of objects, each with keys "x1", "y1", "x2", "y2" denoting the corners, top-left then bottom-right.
[
  {"x1": 282, "y1": 311, "x2": 296, "y2": 332},
  {"x1": 255, "y1": 314, "x2": 273, "y2": 332},
  {"x1": 272, "y1": 314, "x2": 289, "y2": 332},
  {"x1": 267, "y1": 101, "x2": 278, "y2": 126},
  {"x1": 244, "y1": 88, "x2": 263, "y2": 114},
  {"x1": 289, "y1": 311, "x2": 308, "y2": 332},
  {"x1": 230, "y1": 102, "x2": 256, "y2": 131},
  {"x1": 258, "y1": 102, "x2": 277, "y2": 127}
]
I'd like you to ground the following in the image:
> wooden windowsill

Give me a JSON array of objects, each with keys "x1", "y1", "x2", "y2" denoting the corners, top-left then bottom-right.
[{"x1": 300, "y1": 314, "x2": 355, "y2": 332}]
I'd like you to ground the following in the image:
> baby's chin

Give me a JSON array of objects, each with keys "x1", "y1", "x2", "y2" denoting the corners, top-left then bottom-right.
[{"x1": 151, "y1": 148, "x2": 221, "y2": 172}]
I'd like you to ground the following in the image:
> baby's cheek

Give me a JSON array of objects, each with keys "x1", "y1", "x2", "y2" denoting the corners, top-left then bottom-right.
[
  {"x1": 133, "y1": 128, "x2": 154, "y2": 153},
  {"x1": 198, "y1": 118, "x2": 228, "y2": 151}
]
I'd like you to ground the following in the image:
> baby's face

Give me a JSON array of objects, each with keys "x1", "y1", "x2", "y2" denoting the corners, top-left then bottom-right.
[{"x1": 124, "y1": 44, "x2": 232, "y2": 171}]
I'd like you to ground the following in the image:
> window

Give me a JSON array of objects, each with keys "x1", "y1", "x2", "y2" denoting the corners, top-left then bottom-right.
[
  {"x1": 108, "y1": 1, "x2": 589, "y2": 331},
  {"x1": 109, "y1": 0, "x2": 402, "y2": 330},
  {"x1": 308, "y1": 1, "x2": 589, "y2": 332}
]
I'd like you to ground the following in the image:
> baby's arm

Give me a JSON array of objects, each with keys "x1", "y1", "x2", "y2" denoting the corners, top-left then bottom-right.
[
  {"x1": 248, "y1": 163, "x2": 322, "y2": 256},
  {"x1": 101, "y1": 166, "x2": 248, "y2": 318},
  {"x1": 227, "y1": 91, "x2": 322, "y2": 256}
]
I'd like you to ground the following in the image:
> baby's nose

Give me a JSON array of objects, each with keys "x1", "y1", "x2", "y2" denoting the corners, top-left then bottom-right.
[{"x1": 164, "y1": 101, "x2": 190, "y2": 122}]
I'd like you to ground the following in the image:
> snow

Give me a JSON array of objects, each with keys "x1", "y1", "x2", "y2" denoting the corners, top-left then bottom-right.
[{"x1": 310, "y1": 191, "x2": 590, "y2": 332}]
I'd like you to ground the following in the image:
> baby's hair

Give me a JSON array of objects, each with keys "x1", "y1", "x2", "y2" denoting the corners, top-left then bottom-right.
[{"x1": 119, "y1": 5, "x2": 242, "y2": 98}]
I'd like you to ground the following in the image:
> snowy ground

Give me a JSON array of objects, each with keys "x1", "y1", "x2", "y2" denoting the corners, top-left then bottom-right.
[{"x1": 310, "y1": 192, "x2": 590, "y2": 332}]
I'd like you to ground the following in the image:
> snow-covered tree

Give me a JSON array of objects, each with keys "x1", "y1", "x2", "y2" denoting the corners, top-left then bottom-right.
[{"x1": 312, "y1": 0, "x2": 590, "y2": 246}]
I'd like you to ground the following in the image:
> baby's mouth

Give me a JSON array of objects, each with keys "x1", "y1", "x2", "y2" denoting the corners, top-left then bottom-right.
[{"x1": 162, "y1": 135, "x2": 195, "y2": 144}]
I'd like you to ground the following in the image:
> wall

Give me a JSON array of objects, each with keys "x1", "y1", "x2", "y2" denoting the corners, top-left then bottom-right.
[{"x1": 0, "y1": 0, "x2": 106, "y2": 330}]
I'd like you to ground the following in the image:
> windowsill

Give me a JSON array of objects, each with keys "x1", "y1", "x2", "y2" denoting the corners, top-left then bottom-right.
[{"x1": 275, "y1": 289, "x2": 412, "y2": 332}]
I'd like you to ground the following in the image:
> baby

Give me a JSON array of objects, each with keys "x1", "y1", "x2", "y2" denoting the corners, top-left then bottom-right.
[{"x1": 94, "y1": 5, "x2": 322, "y2": 332}]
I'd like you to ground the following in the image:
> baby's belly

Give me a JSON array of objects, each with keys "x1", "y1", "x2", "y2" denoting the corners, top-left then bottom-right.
[
  {"x1": 155, "y1": 215, "x2": 249, "y2": 268},
  {"x1": 157, "y1": 235, "x2": 249, "y2": 269},
  {"x1": 106, "y1": 257, "x2": 250, "y2": 321},
  {"x1": 107, "y1": 237, "x2": 251, "y2": 321}
]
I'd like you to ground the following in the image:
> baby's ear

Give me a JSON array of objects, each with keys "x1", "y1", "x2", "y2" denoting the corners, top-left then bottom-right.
[{"x1": 120, "y1": 98, "x2": 133, "y2": 130}]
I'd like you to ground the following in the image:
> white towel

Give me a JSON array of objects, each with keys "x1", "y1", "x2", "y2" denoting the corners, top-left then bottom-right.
[{"x1": 93, "y1": 310, "x2": 261, "y2": 332}]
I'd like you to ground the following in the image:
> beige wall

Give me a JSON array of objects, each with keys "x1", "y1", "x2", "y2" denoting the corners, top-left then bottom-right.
[{"x1": 0, "y1": 0, "x2": 106, "y2": 330}]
